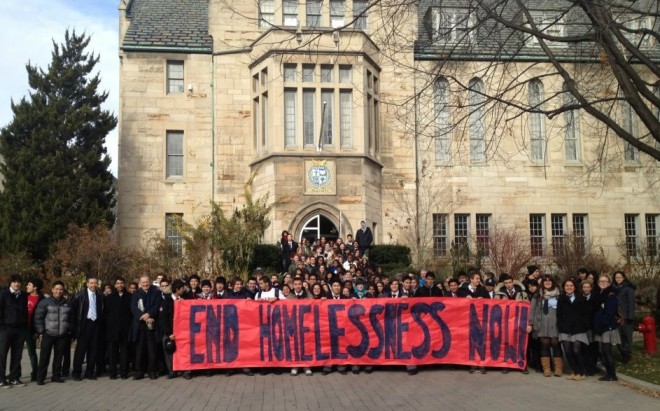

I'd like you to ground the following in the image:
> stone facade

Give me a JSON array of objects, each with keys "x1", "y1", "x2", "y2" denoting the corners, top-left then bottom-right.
[{"x1": 118, "y1": 0, "x2": 659, "y2": 270}]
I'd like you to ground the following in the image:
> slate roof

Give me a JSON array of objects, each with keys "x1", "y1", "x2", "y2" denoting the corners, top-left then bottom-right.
[{"x1": 122, "y1": 0, "x2": 213, "y2": 53}]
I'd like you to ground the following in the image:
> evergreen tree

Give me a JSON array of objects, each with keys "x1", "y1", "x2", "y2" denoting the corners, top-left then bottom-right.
[{"x1": 0, "y1": 30, "x2": 116, "y2": 261}]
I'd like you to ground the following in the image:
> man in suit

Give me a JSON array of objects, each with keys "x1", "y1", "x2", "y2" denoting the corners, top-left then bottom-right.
[
  {"x1": 71, "y1": 275, "x2": 104, "y2": 380},
  {"x1": 444, "y1": 278, "x2": 461, "y2": 298},
  {"x1": 457, "y1": 271, "x2": 490, "y2": 299},
  {"x1": 104, "y1": 277, "x2": 132, "y2": 379},
  {"x1": 130, "y1": 275, "x2": 161, "y2": 380},
  {"x1": 281, "y1": 234, "x2": 298, "y2": 271},
  {"x1": 0, "y1": 274, "x2": 28, "y2": 387}
]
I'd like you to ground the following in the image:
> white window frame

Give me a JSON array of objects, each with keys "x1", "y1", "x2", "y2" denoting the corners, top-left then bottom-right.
[
  {"x1": 624, "y1": 214, "x2": 640, "y2": 257},
  {"x1": 645, "y1": 214, "x2": 659, "y2": 257},
  {"x1": 330, "y1": 0, "x2": 345, "y2": 28},
  {"x1": 572, "y1": 214, "x2": 589, "y2": 251},
  {"x1": 259, "y1": 0, "x2": 275, "y2": 27},
  {"x1": 283, "y1": 0, "x2": 299, "y2": 26},
  {"x1": 284, "y1": 89, "x2": 297, "y2": 147},
  {"x1": 551, "y1": 214, "x2": 567, "y2": 256},
  {"x1": 433, "y1": 213, "x2": 448, "y2": 257},
  {"x1": 563, "y1": 83, "x2": 580, "y2": 162},
  {"x1": 166, "y1": 213, "x2": 184, "y2": 255},
  {"x1": 526, "y1": 11, "x2": 566, "y2": 47},
  {"x1": 353, "y1": 0, "x2": 368, "y2": 30},
  {"x1": 622, "y1": 101, "x2": 639, "y2": 162},
  {"x1": 454, "y1": 214, "x2": 470, "y2": 249},
  {"x1": 166, "y1": 131, "x2": 184, "y2": 178},
  {"x1": 475, "y1": 214, "x2": 491, "y2": 256},
  {"x1": 530, "y1": 214, "x2": 546, "y2": 257},
  {"x1": 166, "y1": 61, "x2": 184, "y2": 94}
]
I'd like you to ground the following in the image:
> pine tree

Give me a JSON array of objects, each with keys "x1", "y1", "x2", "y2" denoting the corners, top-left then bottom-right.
[{"x1": 0, "y1": 30, "x2": 116, "y2": 261}]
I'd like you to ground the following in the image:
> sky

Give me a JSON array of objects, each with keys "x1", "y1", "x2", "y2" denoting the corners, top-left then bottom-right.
[{"x1": 0, "y1": 0, "x2": 120, "y2": 175}]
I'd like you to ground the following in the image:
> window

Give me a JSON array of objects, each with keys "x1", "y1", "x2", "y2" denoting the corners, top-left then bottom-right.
[
  {"x1": 551, "y1": 214, "x2": 567, "y2": 256},
  {"x1": 321, "y1": 90, "x2": 334, "y2": 145},
  {"x1": 303, "y1": 89, "x2": 316, "y2": 146},
  {"x1": 529, "y1": 80, "x2": 546, "y2": 161},
  {"x1": 339, "y1": 90, "x2": 352, "y2": 148},
  {"x1": 563, "y1": 83, "x2": 580, "y2": 161},
  {"x1": 526, "y1": 11, "x2": 566, "y2": 47},
  {"x1": 330, "y1": 0, "x2": 345, "y2": 28},
  {"x1": 572, "y1": 214, "x2": 589, "y2": 252},
  {"x1": 321, "y1": 65, "x2": 333, "y2": 83},
  {"x1": 454, "y1": 214, "x2": 469, "y2": 249},
  {"x1": 166, "y1": 213, "x2": 183, "y2": 255},
  {"x1": 433, "y1": 214, "x2": 448, "y2": 257},
  {"x1": 339, "y1": 66, "x2": 352, "y2": 83},
  {"x1": 655, "y1": 85, "x2": 660, "y2": 151},
  {"x1": 434, "y1": 77, "x2": 451, "y2": 162},
  {"x1": 284, "y1": 64, "x2": 296, "y2": 82},
  {"x1": 476, "y1": 214, "x2": 491, "y2": 256},
  {"x1": 278, "y1": 64, "x2": 360, "y2": 150},
  {"x1": 366, "y1": 69, "x2": 380, "y2": 156},
  {"x1": 302, "y1": 65, "x2": 315, "y2": 82},
  {"x1": 284, "y1": 89, "x2": 296, "y2": 147},
  {"x1": 428, "y1": 7, "x2": 474, "y2": 43},
  {"x1": 306, "y1": 0, "x2": 322, "y2": 28},
  {"x1": 253, "y1": 68, "x2": 269, "y2": 154},
  {"x1": 625, "y1": 214, "x2": 639, "y2": 257},
  {"x1": 646, "y1": 215, "x2": 659, "y2": 257},
  {"x1": 468, "y1": 78, "x2": 485, "y2": 162},
  {"x1": 166, "y1": 61, "x2": 184, "y2": 94},
  {"x1": 353, "y1": 0, "x2": 368, "y2": 30},
  {"x1": 618, "y1": 14, "x2": 655, "y2": 48},
  {"x1": 283, "y1": 0, "x2": 298, "y2": 26},
  {"x1": 259, "y1": 0, "x2": 275, "y2": 27},
  {"x1": 530, "y1": 214, "x2": 545, "y2": 257},
  {"x1": 622, "y1": 102, "x2": 639, "y2": 162},
  {"x1": 166, "y1": 131, "x2": 184, "y2": 178}
]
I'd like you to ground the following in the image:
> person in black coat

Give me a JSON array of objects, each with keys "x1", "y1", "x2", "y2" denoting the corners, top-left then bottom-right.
[
  {"x1": 415, "y1": 272, "x2": 443, "y2": 297},
  {"x1": 556, "y1": 279, "x2": 590, "y2": 380},
  {"x1": 71, "y1": 275, "x2": 104, "y2": 381},
  {"x1": 130, "y1": 275, "x2": 162, "y2": 380},
  {"x1": 0, "y1": 274, "x2": 28, "y2": 387},
  {"x1": 457, "y1": 272, "x2": 490, "y2": 299},
  {"x1": 159, "y1": 279, "x2": 186, "y2": 379},
  {"x1": 104, "y1": 277, "x2": 132, "y2": 379},
  {"x1": 580, "y1": 280, "x2": 599, "y2": 375},
  {"x1": 594, "y1": 275, "x2": 621, "y2": 381},
  {"x1": 355, "y1": 221, "x2": 373, "y2": 257},
  {"x1": 281, "y1": 234, "x2": 298, "y2": 271}
]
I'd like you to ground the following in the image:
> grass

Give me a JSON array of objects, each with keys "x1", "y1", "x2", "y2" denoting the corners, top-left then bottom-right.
[{"x1": 615, "y1": 339, "x2": 660, "y2": 385}]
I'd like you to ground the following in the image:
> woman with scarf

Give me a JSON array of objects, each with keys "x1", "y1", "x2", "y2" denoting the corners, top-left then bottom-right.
[
  {"x1": 612, "y1": 271, "x2": 636, "y2": 364},
  {"x1": 529, "y1": 275, "x2": 562, "y2": 377},
  {"x1": 594, "y1": 274, "x2": 621, "y2": 381},
  {"x1": 557, "y1": 278, "x2": 589, "y2": 380}
]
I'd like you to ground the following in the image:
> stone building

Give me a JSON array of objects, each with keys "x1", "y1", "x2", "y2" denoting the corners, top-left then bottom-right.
[{"x1": 117, "y1": 0, "x2": 659, "y2": 271}]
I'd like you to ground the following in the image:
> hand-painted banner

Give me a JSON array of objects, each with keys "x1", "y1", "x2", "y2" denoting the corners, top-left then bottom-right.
[{"x1": 173, "y1": 298, "x2": 529, "y2": 371}]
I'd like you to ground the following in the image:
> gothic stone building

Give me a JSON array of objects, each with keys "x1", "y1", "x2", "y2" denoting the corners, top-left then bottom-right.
[{"x1": 117, "y1": 0, "x2": 659, "y2": 271}]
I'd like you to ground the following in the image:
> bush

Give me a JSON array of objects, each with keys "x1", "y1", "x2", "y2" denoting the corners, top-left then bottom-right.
[
  {"x1": 250, "y1": 244, "x2": 281, "y2": 274},
  {"x1": 369, "y1": 245, "x2": 411, "y2": 267}
]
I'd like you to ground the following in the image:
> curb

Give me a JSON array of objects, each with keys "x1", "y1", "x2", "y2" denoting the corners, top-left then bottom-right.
[{"x1": 596, "y1": 364, "x2": 660, "y2": 394}]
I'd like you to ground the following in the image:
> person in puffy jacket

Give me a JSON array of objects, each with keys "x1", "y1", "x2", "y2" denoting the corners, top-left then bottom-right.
[{"x1": 34, "y1": 281, "x2": 73, "y2": 385}]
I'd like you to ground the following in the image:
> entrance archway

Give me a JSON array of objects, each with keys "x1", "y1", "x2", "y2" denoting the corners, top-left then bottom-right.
[{"x1": 299, "y1": 214, "x2": 339, "y2": 243}]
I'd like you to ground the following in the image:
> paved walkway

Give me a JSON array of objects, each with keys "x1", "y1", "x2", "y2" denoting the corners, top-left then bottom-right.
[{"x1": 1, "y1": 351, "x2": 658, "y2": 411}]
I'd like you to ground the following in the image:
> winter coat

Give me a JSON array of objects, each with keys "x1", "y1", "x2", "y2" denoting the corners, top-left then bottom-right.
[
  {"x1": 613, "y1": 281, "x2": 636, "y2": 320},
  {"x1": 415, "y1": 285, "x2": 444, "y2": 297},
  {"x1": 457, "y1": 284, "x2": 490, "y2": 299},
  {"x1": 33, "y1": 296, "x2": 73, "y2": 337},
  {"x1": 493, "y1": 281, "x2": 529, "y2": 301},
  {"x1": 594, "y1": 287, "x2": 619, "y2": 335},
  {"x1": 556, "y1": 294, "x2": 590, "y2": 335},
  {"x1": 104, "y1": 291, "x2": 132, "y2": 342},
  {"x1": 0, "y1": 288, "x2": 28, "y2": 329},
  {"x1": 129, "y1": 285, "x2": 161, "y2": 342}
]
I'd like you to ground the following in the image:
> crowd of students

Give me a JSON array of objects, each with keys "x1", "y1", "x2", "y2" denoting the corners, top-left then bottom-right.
[{"x1": 0, "y1": 231, "x2": 637, "y2": 387}]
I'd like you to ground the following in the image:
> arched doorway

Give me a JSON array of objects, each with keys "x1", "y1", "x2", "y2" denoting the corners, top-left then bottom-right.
[{"x1": 299, "y1": 214, "x2": 339, "y2": 243}]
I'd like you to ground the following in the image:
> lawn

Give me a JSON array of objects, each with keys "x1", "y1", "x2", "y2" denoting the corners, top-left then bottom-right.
[{"x1": 615, "y1": 339, "x2": 660, "y2": 386}]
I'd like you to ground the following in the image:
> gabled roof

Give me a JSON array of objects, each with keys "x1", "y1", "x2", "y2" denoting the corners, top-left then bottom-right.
[{"x1": 122, "y1": 0, "x2": 213, "y2": 53}]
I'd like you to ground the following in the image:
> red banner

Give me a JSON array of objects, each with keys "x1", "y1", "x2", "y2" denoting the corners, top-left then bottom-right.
[{"x1": 173, "y1": 298, "x2": 529, "y2": 371}]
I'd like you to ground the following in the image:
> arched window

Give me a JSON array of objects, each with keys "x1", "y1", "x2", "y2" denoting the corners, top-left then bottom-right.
[
  {"x1": 622, "y1": 101, "x2": 639, "y2": 162},
  {"x1": 434, "y1": 77, "x2": 451, "y2": 162},
  {"x1": 468, "y1": 78, "x2": 485, "y2": 162},
  {"x1": 528, "y1": 79, "x2": 546, "y2": 161},
  {"x1": 563, "y1": 82, "x2": 580, "y2": 161}
]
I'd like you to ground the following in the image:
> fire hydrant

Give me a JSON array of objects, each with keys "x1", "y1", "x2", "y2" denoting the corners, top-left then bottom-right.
[{"x1": 637, "y1": 315, "x2": 657, "y2": 355}]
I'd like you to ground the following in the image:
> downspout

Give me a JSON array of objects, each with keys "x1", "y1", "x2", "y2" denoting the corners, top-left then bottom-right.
[{"x1": 413, "y1": 63, "x2": 420, "y2": 265}]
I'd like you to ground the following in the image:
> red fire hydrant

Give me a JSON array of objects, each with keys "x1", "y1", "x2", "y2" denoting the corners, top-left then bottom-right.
[{"x1": 637, "y1": 315, "x2": 657, "y2": 355}]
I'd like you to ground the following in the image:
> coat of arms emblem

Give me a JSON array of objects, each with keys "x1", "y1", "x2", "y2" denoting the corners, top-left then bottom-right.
[{"x1": 307, "y1": 160, "x2": 331, "y2": 188}]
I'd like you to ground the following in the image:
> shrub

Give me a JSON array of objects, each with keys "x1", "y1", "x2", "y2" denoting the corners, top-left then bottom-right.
[
  {"x1": 250, "y1": 244, "x2": 281, "y2": 274},
  {"x1": 369, "y1": 245, "x2": 412, "y2": 267}
]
